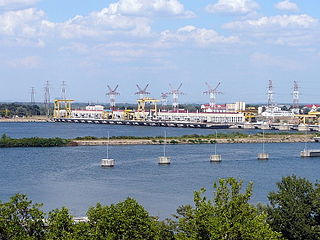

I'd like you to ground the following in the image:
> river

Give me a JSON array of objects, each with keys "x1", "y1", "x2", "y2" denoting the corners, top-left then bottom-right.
[{"x1": 0, "y1": 122, "x2": 318, "y2": 219}]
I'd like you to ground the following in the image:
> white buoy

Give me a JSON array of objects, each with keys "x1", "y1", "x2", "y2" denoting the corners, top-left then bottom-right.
[
  {"x1": 258, "y1": 130, "x2": 268, "y2": 160},
  {"x1": 158, "y1": 131, "x2": 171, "y2": 165},
  {"x1": 101, "y1": 131, "x2": 115, "y2": 167},
  {"x1": 101, "y1": 158, "x2": 115, "y2": 167},
  {"x1": 210, "y1": 130, "x2": 221, "y2": 162}
]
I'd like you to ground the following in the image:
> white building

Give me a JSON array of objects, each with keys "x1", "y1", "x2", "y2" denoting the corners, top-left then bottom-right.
[{"x1": 261, "y1": 106, "x2": 294, "y2": 117}]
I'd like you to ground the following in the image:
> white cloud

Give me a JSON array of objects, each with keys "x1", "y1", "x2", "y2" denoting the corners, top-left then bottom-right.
[
  {"x1": 7, "y1": 56, "x2": 41, "y2": 68},
  {"x1": 0, "y1": 0, "x2": 38, "y2": 10},
  {"x1": 275, "y1": 0, "x2": 299, "y2": 12},
  {"x1": 224, "y1": 14, "x2": 318, "y2": 29},
  {"x1": 205, "y1": 0, "x2": 259, "y2": 14},
  {"x1": 105, "y1": 0, "x2": 195, "y2": 18},
  {"x1": 250, "y1": 52, "x2": 302, "y2": 70},
  {"x1": 160, "y1": 25, "x2": 239, "y2": 46}
]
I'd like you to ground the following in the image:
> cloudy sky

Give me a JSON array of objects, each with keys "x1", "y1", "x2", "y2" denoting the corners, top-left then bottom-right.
[{"x1": 0, "y1": 0, "x2": 319, "y2": 104}]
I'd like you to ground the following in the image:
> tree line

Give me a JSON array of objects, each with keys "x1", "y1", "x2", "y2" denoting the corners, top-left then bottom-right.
[
  {"x1": 0, "y1": 104, "x2": 46, "y2": 117},
  {"x1": 0, "y1": 134, "x2": 70, "y2": 148},
  {"x1": 1, "y1": 176, "x2": 320, "y2": 240}
]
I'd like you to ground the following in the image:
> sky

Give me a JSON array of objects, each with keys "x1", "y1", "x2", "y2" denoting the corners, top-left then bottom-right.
[{"x1": 0, "y1": 0, "x2": 319, "y2": 104}]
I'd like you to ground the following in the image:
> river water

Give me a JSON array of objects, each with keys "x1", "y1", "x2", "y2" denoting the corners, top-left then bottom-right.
[{"x1": 0, "y1": 122, "x2": 319, "y2": 218}]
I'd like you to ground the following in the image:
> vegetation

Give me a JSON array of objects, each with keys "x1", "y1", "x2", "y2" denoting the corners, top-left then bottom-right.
[
  {"x1": 266, "y1": 175, "x2": 320, "y2": 240},
  {"x1": 4, "y1": 176, "x2": 320, "y2": 239},
  {"x1": 1, "y1": 131, "x2": 315, "y2": 148},
  {"x1": 0, "y1": 134, "x2": 70, "y2": 148},
  {"x1": 0, "y1": 103, "x2": 45, "y2": 117},
  {"x1": 173, "y1": 178, "x2": 281, "y2": 240}
]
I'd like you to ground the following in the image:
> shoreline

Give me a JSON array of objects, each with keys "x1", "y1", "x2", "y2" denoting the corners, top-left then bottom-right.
[
  {"x1": 0, "y1": 117, "x2": 51, "y2": 122},
  {"x1": 73, "y1": 135, "x2": 316, "y2": 146}
]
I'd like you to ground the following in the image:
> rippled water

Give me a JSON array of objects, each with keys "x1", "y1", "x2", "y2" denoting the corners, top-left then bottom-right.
[
  {"x1": 1, "y1": 137, "x2": 319, "y2": 218},
  {"x1": 0, "y1": 122, "x2": 287, "y2": 138}
]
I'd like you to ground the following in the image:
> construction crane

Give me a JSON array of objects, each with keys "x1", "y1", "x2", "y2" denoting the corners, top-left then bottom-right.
[
  {"x1": 106, "y1": 84, "x2": 120, "y2": 109},
  {"x1": 135, "y1": 84, "x2": 150, "y2": 99},
  {"x1": 203, "y1": 82, "x2": 222, "y2": 109},
  {"x1": 169, "y1": 83, "x2": 184, "y2": 112}
]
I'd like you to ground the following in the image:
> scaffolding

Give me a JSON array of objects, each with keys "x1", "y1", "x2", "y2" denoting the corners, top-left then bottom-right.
[{"x1": 53, "y1": 99, "x2": 74, "y2": 119}]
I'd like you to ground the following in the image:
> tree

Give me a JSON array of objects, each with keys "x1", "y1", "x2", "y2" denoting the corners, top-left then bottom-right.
[
  {"x1": 87, "y1": 198, "x2": 159, "y2": 240},
  {"x1": 46, "y1": 207, "x2": 74, "y2": 240},
  {"x1": 0, "y1": 194, "x2": 45, "y2": 240},
  {"x1": 267, "y1": 175, "x2": 320, "y2": 240},
  {"x1": 174, "y1": 178, "x2": 281, "y2": 240}
]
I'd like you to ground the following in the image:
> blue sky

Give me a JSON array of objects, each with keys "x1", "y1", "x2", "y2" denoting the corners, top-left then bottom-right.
[{"x1": 0, "y1": 0, "x2": 319, "y2": 104}]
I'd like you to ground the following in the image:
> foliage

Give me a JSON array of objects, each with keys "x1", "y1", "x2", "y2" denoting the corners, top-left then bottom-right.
[
  {"x1": 174, "y1": 178, "x2": 281, "y2": 240},
  {"x1": 5, "y1": 177, "x2": 320, "y2": 239},
  {"x1": 0, "y1": 136, "x2": 70, "y2": 148},
  {"x1": 46, "y1": 207, "x2": 75, "y2": 240},
  {"x1": 0, "y1": 194, "x2": 45, "y2": 240},
  {"x1": 87, "y1": 198, "x2": 159, "y2": 240},
  {"x1": 0, "y1": 103, "x2": 44, "y2": 117},
  {"x1": 267, "y1": 175, "x2": 320, "y2": 240}
]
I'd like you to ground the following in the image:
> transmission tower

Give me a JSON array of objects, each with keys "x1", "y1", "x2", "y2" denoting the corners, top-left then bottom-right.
[
  {"x1": 30, "y1": 87, "x2": 35, "y2": 105},
  {"x1": 267, "y1": 80, "x2": 274, "y2": 107},
  {"x1": 169, "y1": 83, "x2": 184, "y2": 112},
  {"x1": 160, "y1": 92, "x2": 169, "y2": 109},
  {"x1": 106, "y1": 84, "x2": 120, "y2": 109},
  {"x1": 292, "y1": 81, "x2": 300, "y2": 112},
  {"x1": 44, "y1": 81, "x2": 50, "y2": 117},
  {"x1": 61, "y1": 81, "x2": 67, "y2": 100},
  {"x1": 135, "y1": 84, "x2": 150, "y2": 99},
  {"x1": 203, "y1": 82, "x2": 222, "y2": 109}
]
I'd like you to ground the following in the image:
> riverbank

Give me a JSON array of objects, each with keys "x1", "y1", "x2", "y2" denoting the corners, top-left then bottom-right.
[
  {"x1": 0, "y1": 133, "x2": 318, "y2": 148},
  {"x1": 73, "y1": 134, "x2": 316, "y2": 146},
  {"x1": 0, "y1": 116, "x2": 51, "y2": 122}
]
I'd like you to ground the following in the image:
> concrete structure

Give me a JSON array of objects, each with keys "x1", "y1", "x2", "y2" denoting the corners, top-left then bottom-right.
[
  {"x1": 210, "y1": 154, "x2": 222, "y2": 162},
  {"x1": 156, "y1": 111, "x2": 245, "y2": 123},
  {"x1": 201, "y1": 101, "x2": 246, "y2": 113},
  {"x1": 257, "y1": 153, "x2": 269, "y2": 160},
  {"x1": 158, "y1": 156, "x2": 171, "y2": 165},
  {"x1": 300, "y1": 150, "x2": 320, "y2": 157},
  {"x1": 261, "y1": 106, "x2": 294, "y2": 117},
  {"x1": 298, "y1": 124, "x2": 308, "y2": 131},
  {"x1": 101, "y1": 159, "x2": 115, "y2": 167}
]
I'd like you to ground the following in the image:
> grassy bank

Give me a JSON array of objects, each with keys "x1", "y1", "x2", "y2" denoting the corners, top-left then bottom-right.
[
  {"x1": 0, "y1": 132, "x2": 318, "y2": 148},
  {"x1": 0, "y1": 134, "x2": 70, "y2": 148}
]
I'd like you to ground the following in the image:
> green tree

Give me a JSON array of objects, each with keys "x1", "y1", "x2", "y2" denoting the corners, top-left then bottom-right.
[
  {"x1": 46, "y1": 207, "x2": 74, "y2": 240},
  {"x1": 87, "y1": 198, "x2": 158, "y2": 240},
  {"x1": 174, "y1": 178, "x2": 281, "y2": 240},
  {"x1": 267, "y1": 175, "x2": 320, "y2": 240},
  {"x1": 0, "y1": 194, "x2": 45, "y2": 240}
]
